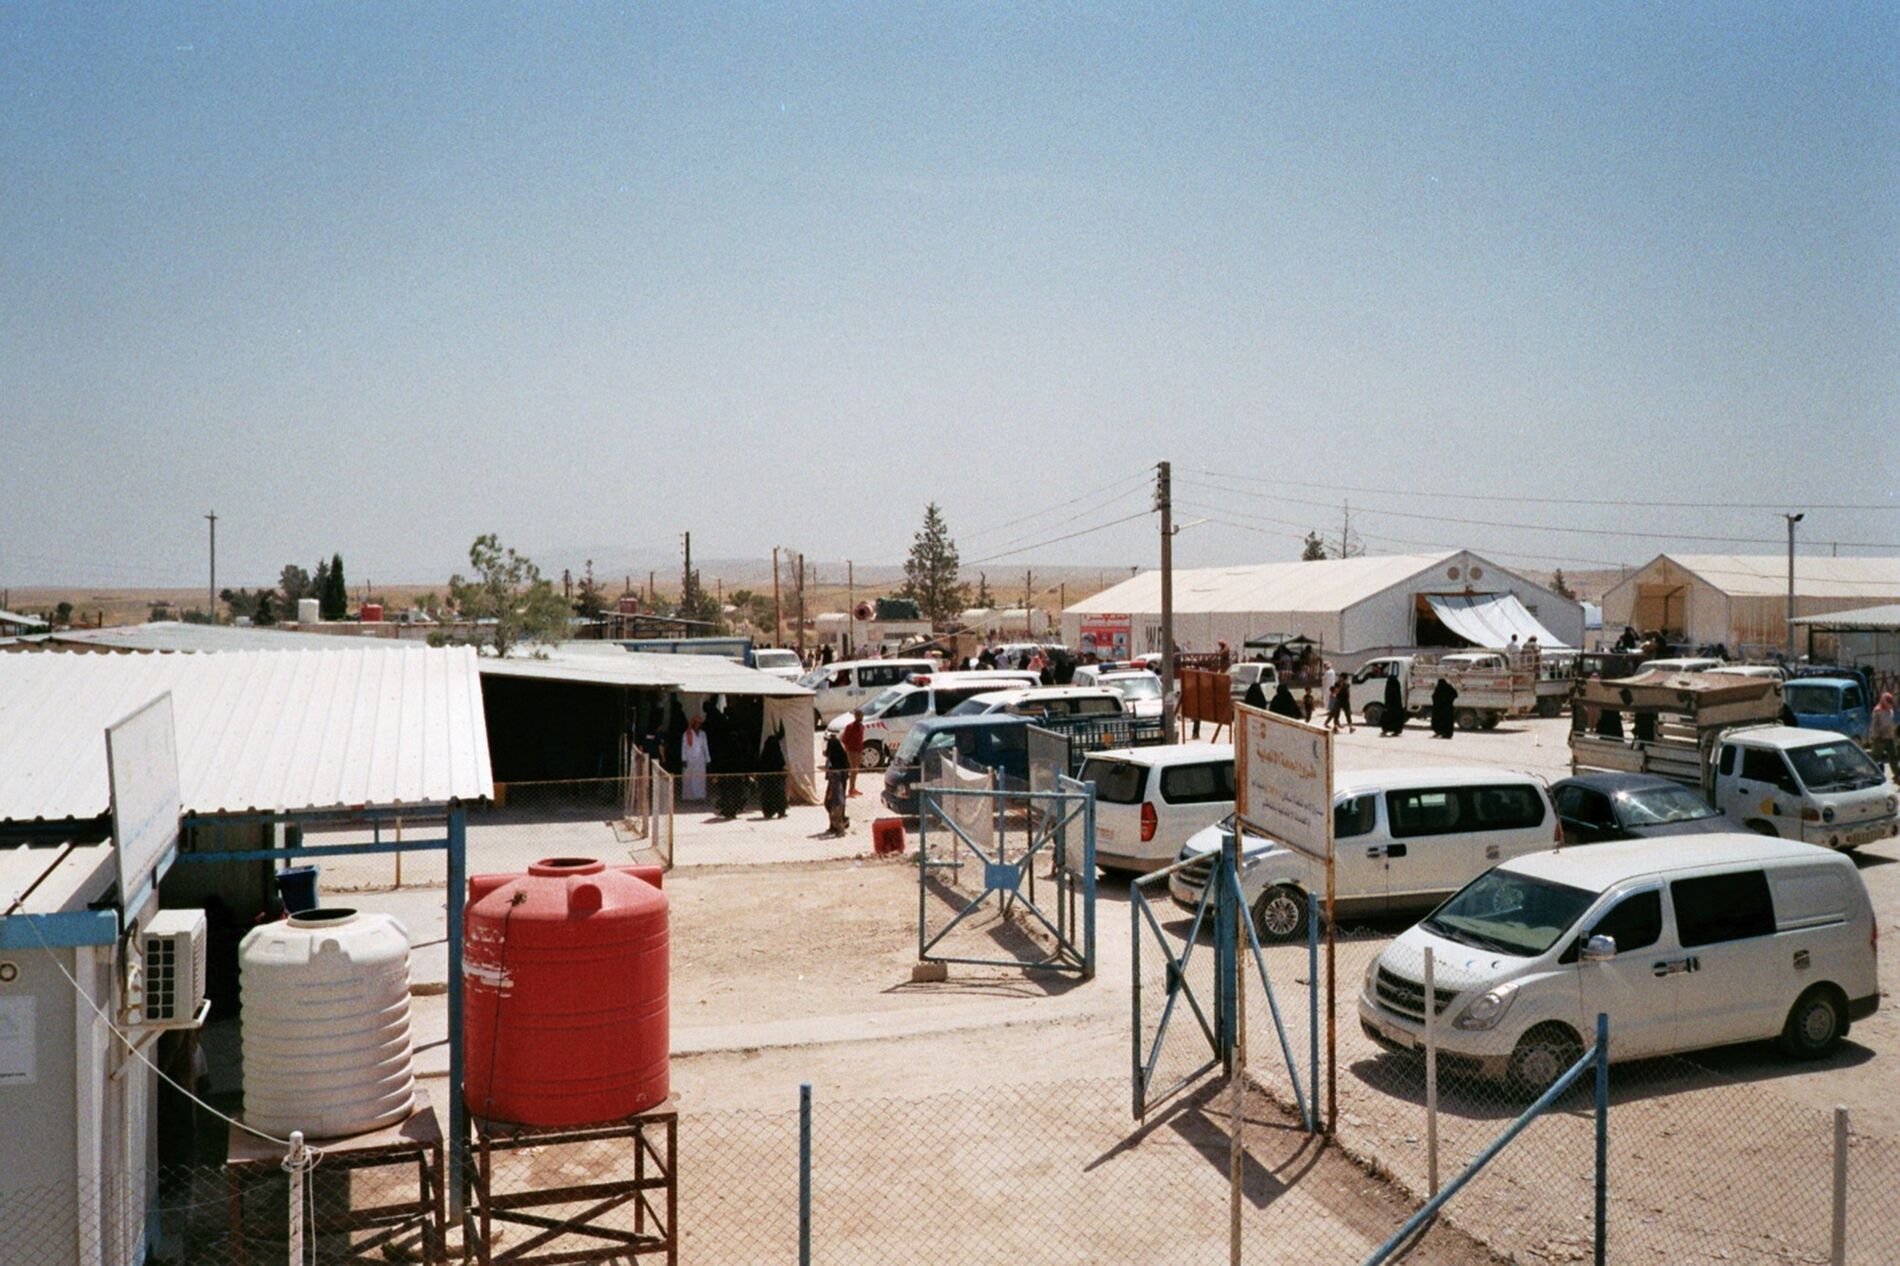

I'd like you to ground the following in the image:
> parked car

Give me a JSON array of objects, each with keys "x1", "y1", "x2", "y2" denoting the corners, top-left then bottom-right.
[
  {"x1": 1170, "y1": 767, "x2": 1561, "y2": 940},
  {"x1": 881, "y1": 715, "x2": 1032, "y2": 815},
  {"x1": 1549, "y1": 773, "x2": 1727, "y2": 843},
  {"x1": 1636, "y1": 657, "x2": 1724, "y2": 676},
  {"x1": 798, "y1": 658, "x2": 936, "y2": 722},
  {"x1": 1780, "y1": 677, "x2": 1873, "y2": 743},
  {"x1": 947, "y1": 686, "x2": 1125, "y2": 720},
  {"x1": 750, "y1": 648, "x2": 805, "y2": 683},
  {"x1": 1078, "y1": 745, "x2": 1235, "y2": 873},
  {"x1": 1071, "y1": 668, "x2": 1164, "y2": 720},
  {"x1": 1358, "y1": 835, "x2": 1879, "y2": 1094},
  {"x1": 824, "y1": 671, "x2": 1038, "y2": 769}
]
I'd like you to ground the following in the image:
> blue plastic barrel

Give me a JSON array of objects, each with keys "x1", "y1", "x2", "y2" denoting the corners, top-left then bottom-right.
[{"x1": 276, "y1": 865, "x2": 320, "y2": 915}]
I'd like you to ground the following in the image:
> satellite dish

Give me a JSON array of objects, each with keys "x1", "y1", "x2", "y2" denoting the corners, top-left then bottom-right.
[{"x1": 854, "y1": 602, "x2": 874, "y2": 621}]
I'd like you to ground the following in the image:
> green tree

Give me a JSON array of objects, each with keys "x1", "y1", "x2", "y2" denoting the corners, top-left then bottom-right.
[
  {"x1": 54, "y1": 600, "x2": 74, "y2": 627},
  {"x1": 254, "y1": 589, "x2": 277, "y2": 626},
  {"x1": 321, "y1": 553, "x2": 348, "y2": 620},
  {"x1": 574, "y1": 560, "x2": 609, "y2": 619},
  {"x1": 279, "y1": 564, "x2": 313, "y2": 608},
  {"x1": 900, "y1": 503, "x2": 968, "y2": 623},
  {"x1": 973, "y1": 572, "x2": 995, "y2": 608},
  {"x1": 1550, "y1": 569, "x2": 1577, "y2": 600},
  {"x1": 448, "y1": 534, "x2": 572, "y2": 657},
  {"x1": 1300, "y1": 532, "x2": 1328, "y2": 561}
]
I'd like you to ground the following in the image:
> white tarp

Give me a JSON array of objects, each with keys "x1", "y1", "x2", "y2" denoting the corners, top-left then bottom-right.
[{"x1": 1426, "y1": 593, "x2": 1569, "y2": 649}]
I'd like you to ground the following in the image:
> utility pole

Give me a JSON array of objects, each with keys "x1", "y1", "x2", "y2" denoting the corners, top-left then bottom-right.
[
  {"x1": 682, "y1": 531, "x2": 693, "y2": 621},
  {"x1": 796, "y1": 553, "x2": 807, "y2": 656},
  {"x1": 773, "y1": 548, "x2": 783, "y2": 646},
  {"x1": 205, "y1": 505, "x2": 217, "y2": 619},
  {"x1": 1784, "y1": 512, "x2": 1804, "y2": 660},
  {"x1": 847, "y1": 560, "x2": 854, "y2": 618},
  {"x1": 1157, "y1": 463, "x2": 1175, "y2": 736},
  {"x1": 1024, "y1": 569, "x2": 1033, "y2": 636}
]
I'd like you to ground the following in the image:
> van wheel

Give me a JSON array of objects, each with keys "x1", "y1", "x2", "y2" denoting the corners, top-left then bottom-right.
[
  {"x1": 1481, "y1": 712, "x2": 1502, "y2": 730},
  {"x1": 1507, "y1": 1024, "x2": 1583, "y2": 1098},
  {"x1": 1456, "y1": 708, "x2": 1479, "y2": 731},
  {"x1": 1778, "y1": 987, "x2": 1846, "y2": 1059},
  {"x1": 1363, "y1": 703, "x2": 1385, "y2": 728},
  {"x1": 860, "y1": 742, "x2": 887, "y2": 771},
  {"x1": 1254, "y1": 886, "x2": 1310, "y2": 942}
]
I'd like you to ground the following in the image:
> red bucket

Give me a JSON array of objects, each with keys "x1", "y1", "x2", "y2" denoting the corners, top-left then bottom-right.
[{"x1": 871, "y1": 818, "x2": 905, "y2": 856}]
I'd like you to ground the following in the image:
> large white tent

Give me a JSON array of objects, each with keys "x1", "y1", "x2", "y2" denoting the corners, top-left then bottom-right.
[
  {"x1": 1060, "y1": 551, "x2": 1582, "y2": 663},
  {"x1": 1602, "y1": 555, "x2": 1900, "y2": 654}
]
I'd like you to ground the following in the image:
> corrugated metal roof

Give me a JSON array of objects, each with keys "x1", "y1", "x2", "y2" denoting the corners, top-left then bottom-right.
[
  {"x1": 0, "y1": 843, "x2": 116, "y2": 914},
  {"x1": 1656, "y1": 555, "x2": 1900, "y2": 600},
  {"x1": 0, "y1": 647, "x2": 494, "y2": 825},
  {"x1": 1788, "y1": 603, "x2": 1900, "y2": 629},
  {"x1": 45, "y1": 621, "x2": 414, "y2": 653},
  {"x1": 478, "y1": 649, "x2": 812, "y2": 697},
  {"x1": 0, "y1": 609, "x2": 49, "y2": 630},
  {"x1": 1064, "y1": 553, "x2": 1461, "y2": 616}
]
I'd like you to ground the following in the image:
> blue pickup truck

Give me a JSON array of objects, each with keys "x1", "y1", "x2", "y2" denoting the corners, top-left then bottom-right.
[{"x1": 1781, "y1": 676, "x2": 1873, "y2": 742}]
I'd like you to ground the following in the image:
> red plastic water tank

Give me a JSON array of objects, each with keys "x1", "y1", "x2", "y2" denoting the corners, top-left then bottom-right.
[
  {"x1": 361, "y1": 602, "x2": 384, "y2": 622},
  {"x1": 462, "y1": 857, "x2": 668, "y2": 1126}
]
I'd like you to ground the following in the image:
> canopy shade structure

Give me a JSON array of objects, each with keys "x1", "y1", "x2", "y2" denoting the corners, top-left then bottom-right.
[{"x1": 1424, "y1": 594, "x2": 1569, "y2": 650}]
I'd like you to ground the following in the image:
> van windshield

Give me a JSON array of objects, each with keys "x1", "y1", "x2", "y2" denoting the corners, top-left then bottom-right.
[
  {"x1": 1787, "y1": 741, "x2": 1885, "y2": 793},
  {"x1": 1423, "y1": 871, "x2": 1597, "y2": 959},
  {"x1": 895, "y1": 729, "x2": 931, "y2": 763},
  {"x1": 861, "y1": 688, "x2": 906, "y2": 718}
]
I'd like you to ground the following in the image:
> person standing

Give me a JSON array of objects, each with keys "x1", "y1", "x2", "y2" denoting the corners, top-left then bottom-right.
[
  {"x1": 1871, "y1": 693, "x2": 1896, "y2": 781},
  {"x1": 1299, "y1": 687, "x2": 1317, "y2": 722},
  {"x1": 842, "y1": 708, "x2": 866, "y2": 797},
  {"x1": 1321, "y1": 659, "x2": 1337, "y2": 704},
  {"x1": 1430, "y1": 677, "x2": 1459, "y2": 739},
  {"x1": 823, "y1": 732, "x2": 852, "y2": 836},
  {"x1": 680, "y1": 714, "x2": 710, "y2": 801},
  {"x1": 757, "y1": 726, "x2": 789, "y2": 819},
  {"x1": 1380, "y1": 672, "x2": 1406, "y2": 736},
  {"x1": 1243, "y1": 676, "x2": 1270, "y2": 711},
  {"x1": 1268, "y1": 682, "x2": 1302, "y2": 720}
]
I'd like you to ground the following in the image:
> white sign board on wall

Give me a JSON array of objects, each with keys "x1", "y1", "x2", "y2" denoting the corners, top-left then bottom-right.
[
  {"x1": 1234, "y1": 703, "x2": 1333, "y2": 862},
  {"x1": 107, "y1": 693, "x2": 183, "y2": 908}
]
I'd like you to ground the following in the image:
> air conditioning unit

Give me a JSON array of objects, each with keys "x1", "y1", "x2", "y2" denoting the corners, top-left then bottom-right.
[{"x1": 137, "y1": 909, "x2": 208, "y2": 1028}]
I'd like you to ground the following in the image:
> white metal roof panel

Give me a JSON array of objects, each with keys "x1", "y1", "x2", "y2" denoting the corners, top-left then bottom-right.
[
  {"x1": 1788, "y1": 603, "x2": 1900, "y2": 629},
  {"x1": 0, "y1": 647, "x2": 494, "y2": 824},
  {"x1": 45, "y1": 621, "x2": 410, "y2": 653},
  {"x1": 1663, "y1": 555, "x2": 1900, "y2": 600},
  {"x1": 477, "y1": 649, "x2": 812, "y2": 697},
  {"x1": 0, "y1": 843, "x2": 117, "y2": 913},
  {"x1": 1064, "y1": 554, "x2": 1457, "y2": 616}
]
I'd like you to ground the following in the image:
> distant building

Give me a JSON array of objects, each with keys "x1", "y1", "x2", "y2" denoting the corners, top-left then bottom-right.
[
  {"x1": 1060, "y1": 551, "x2": 1582, "y2": 664},
  {"x1": 1601, "y1": 555, "x2": 1900, "y2": 655}
]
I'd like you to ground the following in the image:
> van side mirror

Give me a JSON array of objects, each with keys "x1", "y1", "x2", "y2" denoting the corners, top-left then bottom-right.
[{"x1": 1581, "y1": 934, "x2": 1616, "y2": 963}]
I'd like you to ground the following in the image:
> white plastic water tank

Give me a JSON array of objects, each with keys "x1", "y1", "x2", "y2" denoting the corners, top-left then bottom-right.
[
  {"x1": 297, "y1": 597, "x2": 320, "y2": 624},
  {"x1": 240, "y1": 908, "x2": 417, "y2": 1138}
]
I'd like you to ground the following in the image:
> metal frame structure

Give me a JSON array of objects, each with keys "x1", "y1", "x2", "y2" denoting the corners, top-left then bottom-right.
[
  {"x1": 1128, "y1": 849, "x2": 1309, "y2": 1127},
  {"x1": 173, "y1": 803, "x2": 471, "y2": 1205},
  {"x1": 915, "y1": 775, "x2": 1096, "y2": 977}
]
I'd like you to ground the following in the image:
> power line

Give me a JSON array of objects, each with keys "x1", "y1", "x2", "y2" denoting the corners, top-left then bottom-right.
[
  {"x1": 1175, "y1": 502, "x2": 1632, "y2": 571},
  {"x1": 964, "y1": 510, "x2": 1152, "y2": 566},
  {"x1": 960, "y1": 467, "x2": 1154, "y2": 541},
  {"x1": 976, "y1": 485, "x2": 1153, "y2": 554},
  {"x1": 1181, "y1": 475, "x2": 1900, "y2": 551},
  {"x1": 1193, "y1": 469, "x2": 1900, "y2": 514}
]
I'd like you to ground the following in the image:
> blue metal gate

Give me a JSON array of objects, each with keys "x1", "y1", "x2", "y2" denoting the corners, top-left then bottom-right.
[
  {"x1": 916, "y1": 770, "x2": 1096, "y2": 977},
  {"x1": 1130, "y1": 849, "x2": 1310, "y2": 1126}
]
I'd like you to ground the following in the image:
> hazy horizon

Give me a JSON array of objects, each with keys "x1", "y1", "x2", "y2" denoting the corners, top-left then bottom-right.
[{"x1": 6, "y1": 5, "x2": 1895, "y2": 589}]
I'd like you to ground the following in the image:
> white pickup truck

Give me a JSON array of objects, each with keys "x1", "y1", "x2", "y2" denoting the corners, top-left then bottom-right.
[{"x1": 1405, "y1": 652, "x2": 1540, "y2": 730}]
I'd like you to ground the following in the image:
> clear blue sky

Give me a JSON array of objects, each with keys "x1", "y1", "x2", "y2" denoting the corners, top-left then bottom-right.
[{"x1": 4, "y1": 3, "x2": 1895, "y2": 588}]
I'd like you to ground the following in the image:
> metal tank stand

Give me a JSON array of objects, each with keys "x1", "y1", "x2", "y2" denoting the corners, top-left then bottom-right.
[
  {"x1": 467, "y1": 1097, "x2": 678, "y2": 1265},
  {"x1": 223, "y1": 1089, "x2": 447, "y2": 1265}
]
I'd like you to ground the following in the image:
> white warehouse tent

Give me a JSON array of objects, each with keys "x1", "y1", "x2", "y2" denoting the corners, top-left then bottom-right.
[{"x1": 1061, "y1": 551, "x2": 1582, "y2": 663}]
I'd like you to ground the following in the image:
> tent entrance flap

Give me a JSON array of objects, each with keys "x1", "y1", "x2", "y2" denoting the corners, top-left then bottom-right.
[{"x1": 1423, "y1": 593, "x2": 1568, "y2": 649}]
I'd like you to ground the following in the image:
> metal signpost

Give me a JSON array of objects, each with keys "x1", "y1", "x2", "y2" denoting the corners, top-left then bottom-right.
[{"x1": 1233, "y1": 701, "x2": 1336, "y2": 1133}]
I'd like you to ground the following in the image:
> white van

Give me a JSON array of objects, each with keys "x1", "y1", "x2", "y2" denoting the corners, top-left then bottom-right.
[
  {"x1": 1711, "y1": 727, "x2": 1899, "y2": 849},
  {"x1": 1078, "y1": 745, "x2": 1236, "y2": 873},
  {"x1": 799, "y1": 658, "x2": 937, "y2": 722},
  {"x1": 826, "y1": 670, "x2": 1038, "y2": 768},
  {"x1": 1170, "y1": 767, "x2": 1560, "y2": 940},
  {"x1": 948, "y1": 686, "x2": 1125, "y2": 721},
  {"x1": 1358, "y1": 835, "x2": 1879, "y2": 1094},
  {"x1": 1228, "y1": 662, "x2": 1279, "y2": 700},
  {"x1": 1637, "y1": 657, "x2": 1723, "y2": 676},
  {"x1": 750, "y1": 648, "x2": 805, "y2": 683},
  {"x1": 1351, "y1": 656, "x2": 1415, "y2": 726}
]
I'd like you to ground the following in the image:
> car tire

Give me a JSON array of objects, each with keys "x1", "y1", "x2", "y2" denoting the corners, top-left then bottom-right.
[
  {"x1": 1253, "y1": 886, "x2": 1309, "y2": 943},
  {"x1": 1456, "y1": 708, "x2": 1480, "y2": 731},
  {"x1": 1481, "y1": 712, "x2": 1502, "y2": 730},
  {"x1": 860, "y1": 742, "x2": 887, "y2": 772},
  {"x1": 1506, "y1": 1023, "x2": 1583, "y2": 1099},
  {"x1": 1363, "y1": 703, "x2": 1385, "y2": 728},
  {"x1": 1778, "y1": 987, "x2": 1846, "y2": 1060}
]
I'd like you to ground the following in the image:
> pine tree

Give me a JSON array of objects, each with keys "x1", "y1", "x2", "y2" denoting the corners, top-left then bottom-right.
[
  {"x1": 900, "y1": 503, "x2": 968, "y2": 623},
  {"x1": 1301, "y1": 532, "x2": 1328, "y2": 561},
  {"x1": 321, "y1": 553, "x2": 348, "y2": 619},
  {"x1": 1551, "y1": 569, "x2": 1577, "y2": 600},
  {"x1": 974, "y1": 572, "x2": 995, "y2": 608}
]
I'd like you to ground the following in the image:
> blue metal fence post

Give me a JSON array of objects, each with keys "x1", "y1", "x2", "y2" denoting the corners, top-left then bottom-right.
[
  {"x1": 1215, "y1": 844, "x2": 1237, "y2": 1070},
  {"x1": 447, "y1": 803, "x2": 468, "y2": 1220},
  {"x1": 1594, "y1": 1012, "x2": 1609, "y2": 1266},
  {"x1": 1082, "y1": 791, "x2": 1097, "y2": 978},
  {"x1": 799, "y1": 1082, "x2": 813, "y2": 1266},
  {"x1": 1308, "y1": 905, "x2": 1319, "y2": 1129}
]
